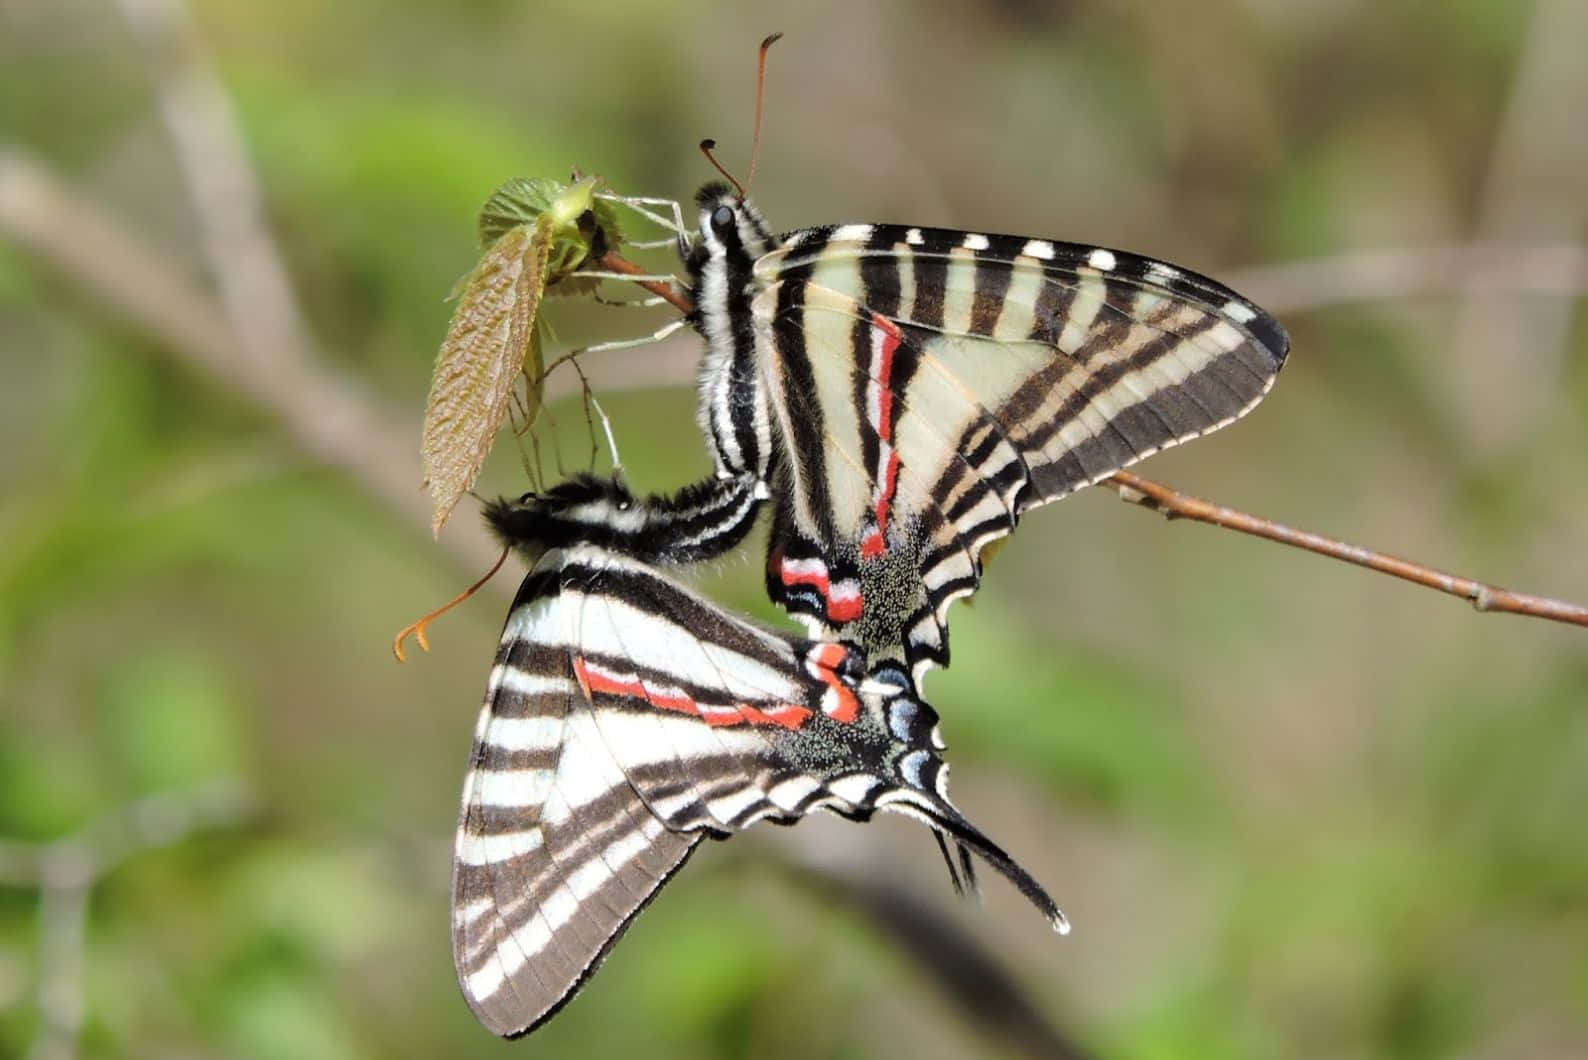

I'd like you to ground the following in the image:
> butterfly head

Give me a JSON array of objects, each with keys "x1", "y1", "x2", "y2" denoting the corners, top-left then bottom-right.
[
  {"x1": 483, "y1": 473, "x2": 638, "y2": 560},
  {"x1": 685, "y1": 182, "x2": 778, "y2": 280}
]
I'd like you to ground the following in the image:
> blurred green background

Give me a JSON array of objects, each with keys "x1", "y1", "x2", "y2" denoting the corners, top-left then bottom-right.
[{"x1": 3, "y1": 1, "x2": 1586, "y2": 1057}]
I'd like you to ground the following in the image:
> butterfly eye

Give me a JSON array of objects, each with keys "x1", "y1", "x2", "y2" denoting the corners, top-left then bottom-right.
[
  {"x1": 710, "y1": 205, "x2": 735, "y2": 234},
  {"x1": 517, "y1": 491, "x2": 536, "y2": 504}
]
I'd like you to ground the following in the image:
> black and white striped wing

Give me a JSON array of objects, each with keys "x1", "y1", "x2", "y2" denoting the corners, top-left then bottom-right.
[
  {"x1": 451, "y1": 558, "x2": 701, "y2": 1038},
  {"x1": 452, "y1": 542, "x2": 1065, "y2": 1037},
  {"x1": 754, "y1": 226, "x2": 1289, "y2": 681}
]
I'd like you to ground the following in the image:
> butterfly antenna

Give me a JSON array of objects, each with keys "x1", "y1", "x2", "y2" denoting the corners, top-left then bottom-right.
[
  {"x1": 698, "y1": 139, "x2": 745, "y2": 200},
  {"x1": 745, "y1": 31, "x2": 782, "y2": 195},
  {"x1": 392, "y1": 545, "x2": 511, "y2": 661}
]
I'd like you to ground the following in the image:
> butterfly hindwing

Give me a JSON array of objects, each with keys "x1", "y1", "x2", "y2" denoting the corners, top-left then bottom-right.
[
  {"x1": 452, "y1": 566, "x2": 701, "y2": 1038},
  {"x1": 452, "y1": 532, "x2": 1065, "y2": 1037}
]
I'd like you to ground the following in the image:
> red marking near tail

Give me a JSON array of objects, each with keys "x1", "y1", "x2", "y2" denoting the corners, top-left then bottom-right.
[
  {"x1": 773, "y1": 553, "x2": 864, "y2": 624},
  {"x1": 805, "y1": 642, "x2": 860, "y2": 724}
]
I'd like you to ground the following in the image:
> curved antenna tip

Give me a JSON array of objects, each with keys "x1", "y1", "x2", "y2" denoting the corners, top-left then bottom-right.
[
  {"x1": 699, "y1": 138, "x2": 717, "y2": 151},
  {"x1": 760, "y1": 31, "x2": 784, "y2": 50}
]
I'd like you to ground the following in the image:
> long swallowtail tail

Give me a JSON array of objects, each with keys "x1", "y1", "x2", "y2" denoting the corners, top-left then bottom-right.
[
  {"x1": 550, "y1": 185, "x2": 1291, "y2": 686},
  {"x1": 453, "y1": 479, "x2": 1066, "y2": 1037}
]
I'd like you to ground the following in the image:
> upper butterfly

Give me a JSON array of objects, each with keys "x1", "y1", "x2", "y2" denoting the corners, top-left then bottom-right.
[{"x1": 576, "y1": 184, "x2": 1289, "y2": 687}]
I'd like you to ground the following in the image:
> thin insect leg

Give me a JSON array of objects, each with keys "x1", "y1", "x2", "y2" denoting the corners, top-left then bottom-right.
[
  {"x1": 575, "y1": 366, "x2": 600, "y2": 471},
  {"x1": 598, "y1": 194, "x2": 686, "y2": 236},
  {"x1": 536, "y1": 318, "x2": 689, "y2": 384},
  {"x1": 506, "y1": 383, "x2": 544, "y2": 491},
  {"x1": 577, "y1": 269, "x2": 682, "y2": 285},
  {"x1": 624, "y1": 238, "x2": 685, "y2": 250},
  {"x1": 526, "y1": 429, "x2": 545, "y2": 490},
  {"x1": 599, "y1": 193, "x2": 691, "y2": 257},
  {"x1": 507, "y1": 377, "x2": 535, "y2": 434},
  {"x1": 591, "y1": 292, "x2": 669, "y2": 309},
  {"x1": 541, "y1": 398, "x2": 569, "y2": 478},
  {"x1": 589, "y1": 393, "x2": 620, "y2": 472},
  {"x1": 565, "y1": 356, "x2": 622, "y2": 472}
]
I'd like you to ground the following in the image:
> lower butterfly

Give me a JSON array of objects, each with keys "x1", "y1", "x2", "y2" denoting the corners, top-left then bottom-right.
[{"x1": 453, "y1": 477, "x2": 1066, "y2": 1037}]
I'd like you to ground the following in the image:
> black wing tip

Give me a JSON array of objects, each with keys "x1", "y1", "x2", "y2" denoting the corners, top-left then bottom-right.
[{"x1": 1248, "y1": 310, "x2": 1292, "y2": 370}]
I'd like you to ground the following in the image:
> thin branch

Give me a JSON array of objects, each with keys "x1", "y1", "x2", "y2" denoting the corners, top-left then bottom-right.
[
  {"x1": 594, "y1": 249, "x2": 693, "y2": 313},
  {"x1": 1442, "y1": 0, "x2": 1588, "y2": 454},
  {"x1": 1108, "y1": 470, "x2": 1588, "y2": 628},
  {"x1": 110, "y1": 0, "x2": 317, "y2": 373}
]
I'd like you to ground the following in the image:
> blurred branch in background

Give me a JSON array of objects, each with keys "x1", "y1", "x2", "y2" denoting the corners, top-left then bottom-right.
[
  {"x1": 0, "y1": 781, "x2": 259, "y2": 1060},
  {"x1": 0, "y1": 144, "x2": 503, "y2": 579},
  {"x1": 110, "y1": 0, "x2": 316, "y2": 376},
  {"x1": 1445, "y1": 0, "x2": 1588, "y2": 455},
  {"x1": 1224, "y1": 243, "x2": 1588, "y2": 316},
  {"x1": 771, "y1": 831, "x2": 1097, "y2": 1060}
]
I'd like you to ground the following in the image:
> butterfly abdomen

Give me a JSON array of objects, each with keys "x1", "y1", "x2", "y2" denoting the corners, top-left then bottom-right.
[{"x1": 486, "y1": 471, "x2": 764, "y2": 566}]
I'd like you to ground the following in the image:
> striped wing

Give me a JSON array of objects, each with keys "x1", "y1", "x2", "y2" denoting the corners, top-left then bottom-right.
[
  {"x1": 754, "y1": 225, "x2": 1289, "y2": 681},
  {"x1": 451, "y1": 558, "x2": 701, "y2": 1038},
  {"x1": 453, "y1": 542, "x2": 1064, "y2": 1037}
]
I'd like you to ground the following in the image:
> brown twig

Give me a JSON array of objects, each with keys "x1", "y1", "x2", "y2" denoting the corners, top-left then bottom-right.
[
  {"x1": 1108, "y1": 470, "x2": 1588, "y2": 628},
  {"x1": 595, "y1": 250, "x2": 694, "y2": 313}
]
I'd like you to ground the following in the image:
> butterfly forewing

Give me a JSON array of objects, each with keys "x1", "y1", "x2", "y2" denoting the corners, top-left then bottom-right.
[{"x1": 751, "y1": 220, "x2": 1289, "y2": 677}]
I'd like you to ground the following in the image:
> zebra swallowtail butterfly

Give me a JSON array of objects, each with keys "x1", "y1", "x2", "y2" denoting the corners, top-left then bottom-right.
[
  {"x1": 550, "y1": 185, "x2": 1290, "y2": 687},
  {"x1": 453, "y1": 478, "x2": 1066, "y2": 1037}
]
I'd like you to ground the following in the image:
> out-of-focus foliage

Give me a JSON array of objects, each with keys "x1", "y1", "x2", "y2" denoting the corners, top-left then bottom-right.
[{"x1": 1, "y1": 2, "x2": 1585, "y2": 1059}]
